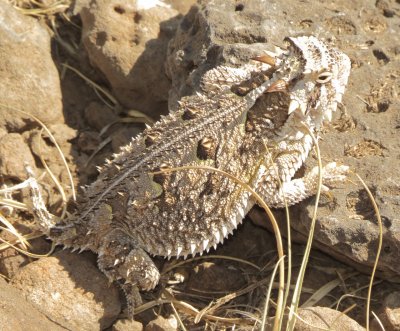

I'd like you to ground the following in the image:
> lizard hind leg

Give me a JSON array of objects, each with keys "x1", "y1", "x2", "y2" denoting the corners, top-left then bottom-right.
[{"x1": 97, "y1": 230, "x2": 160, "y2": 312}]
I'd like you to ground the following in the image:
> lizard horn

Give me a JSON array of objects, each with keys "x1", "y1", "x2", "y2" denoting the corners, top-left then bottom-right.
[
  {"x1": 251, "y1": 54, "x2": 277, "y2": 67},
  {"x1": 265, "y1": 79, "x2": 287, "y2": 93}
]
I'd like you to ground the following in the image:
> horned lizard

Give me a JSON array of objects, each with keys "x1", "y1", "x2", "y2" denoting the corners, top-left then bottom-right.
[{"x1": 27, "y1": 36, "x2": 351, "y2": 310}]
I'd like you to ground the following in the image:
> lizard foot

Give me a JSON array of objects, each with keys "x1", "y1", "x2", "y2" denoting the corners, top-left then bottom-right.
[{"x1": 310, "y1": 162, "x2": 349, "y2": 192}]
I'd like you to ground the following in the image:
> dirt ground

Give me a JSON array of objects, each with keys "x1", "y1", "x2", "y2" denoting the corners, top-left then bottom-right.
[{"x1": 1, "y1": 0, "x2": 400, "y2": 330}]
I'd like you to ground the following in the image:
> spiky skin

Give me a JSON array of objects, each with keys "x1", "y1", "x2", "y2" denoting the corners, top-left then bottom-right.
[{"x1": 29, "y1": 36, "x2": 351, "y2": 309}]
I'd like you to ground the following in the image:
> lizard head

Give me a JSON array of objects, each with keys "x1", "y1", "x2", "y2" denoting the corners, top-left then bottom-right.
[{"x1": 263, "y1": 36, "x2": 351, "y2": 130}]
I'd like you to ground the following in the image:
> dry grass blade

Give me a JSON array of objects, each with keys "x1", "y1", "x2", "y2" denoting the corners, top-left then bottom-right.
[
  {"x1": 162, "y1": 254, "x2": 261, "y2": 274},
  {"x1": 173, "y1": 300, "x2": 256, "y2": 326},
  {"x1": 333, "y1": 280, "x2": 382, "y2": 310},
  {"x1": 371, "y1": 311, "x2": 386, "y2": 331},
  {"x1": 84, "y1": 136, "x2": 112, "y2": 168},
  {"x1": 0, "y1": 213, "x2": 29, "y2": 250},
  {"x1": 0, "y1": 198, "x2": 28, "y2": 211},
  {"x1": 0, "y1": 178, "x2": 35, "y2": 193},
  {"x1": 355, "y1": 173, "x2": 383, "y2": 331},
  {"x1": 0, "y1": 180, "x2": 33, "y2": 212},
  {"x1": 194, "y1": 301, "x2": 215, "y2": 324},
  {"x1": 340, "y1": 302, "x2": 357, "y2": 316},
  {"x1": 125, "y1": 110, "x2": 155, "y2": 125},
  {"x1": 61, "y1": 64, "x2": 155, "y2": 126},
  {"x1": 261, "y1": 255, "x2": 286, "y2": 330},
  {"x1": 62, "y1": 63, "x2": 118, "y2": 107},
  {"x1": 264, "y1": 145, "x2": 292, "y2": 331},
  {"x1": 137, "y1": 293, "x2": 255, "y2": 326},
  {"x1": 287, "y1": 123, "x2": 323, "y2": 331},
  {"x1": 50, "y1": 18, "x2": 79, "y2": 57},
  {"x1": 151, "y1": 164, "x2": 286, "y2": 330},
  {"x1": 0, "y1": 232, "x2": 43, "y2": 251},
  {"x1": 301, "y1": 272, "x2": 358, "y2": 308},
  {"x1": 133, "y1": 298, "x2": 172, "y2": 315},
  {"x1": 170, "y1": 301, "x2": 188, "y2": 331},
  {"x1": 12, "y1": 0, "x2": 71, "y2": 17},
  {"x1": 37, "y1": 128, "x2": 68, "y2": 220},
  {"x1": 0, "y1": 235, "x2": 54, "y2": 259},
  {"x1": 193, "y1": 277, "x2": 273, "y2": 322}
]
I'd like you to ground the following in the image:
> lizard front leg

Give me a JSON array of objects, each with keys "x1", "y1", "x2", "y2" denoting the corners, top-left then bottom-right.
[
  {"x1": 257, "y1": 161, "x2": 349, "y2": 209},
  {"x1": 97, "y1": 229, "x2": 160, "y2": 312}
]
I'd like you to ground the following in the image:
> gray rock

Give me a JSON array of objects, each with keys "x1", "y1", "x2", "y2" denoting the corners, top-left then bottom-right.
[
  {"x1": 0, "y1": 1, "x2": 63, "y2": 130},
  {"x1": 11, "y1": 250, "x2": 121, "y2": 331},
  {"x1": 79, "y1": 0, "x2": 180, "y2": 119},
  {"x1": 0, "y1": 278, "x2": 65, "y2": 331}
]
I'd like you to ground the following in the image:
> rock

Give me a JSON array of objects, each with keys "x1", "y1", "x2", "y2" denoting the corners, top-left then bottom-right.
[
  {"x1": 85, "y1": 102, "x2": 119, "y2": 132},
  {"x1": 145, "y1": 315, "x2": 177, "y2": 331},
  {"x1": 166, "y1": 0, "x2": 276, "y2": 109},
  {"x1": 77, "y1": 131, "x2": 102, "y2": 153},
  {"x1": 186, "y1": 261, "x2": 245, "y2": 293},
  {"x1": 0, "y1": 248, "x2": 26, "y2": 280},
  {"x1": 374, "y1": 291, "x2": 400, "y2": 330},
  {"x1": 27, "y1": 124, "x2": 76, "y2": 163},
  {"x1": 0, "y1": 133, "x2": 36, "y2": 181},
  {"x1": 0, "y1": 1, "x2": 63, "y2": 130},
  {"x1": 166, "y1": 0, "x2": 197, "y2": 15},
  {"x1": 0, "y1": 128, "x2": 7, "y2": 140},
  {"x1": 11, "y1": 250, "x2": 121, "y2": 331},
  {"x1": 0, "y1": 278, "x2": 65, "y2": 331},
  {"x1": 167, "y1": 0, "x2": 365, "y2": 108},
  {"x1": 0, "y1": 233, "x2": 51, "y2": 280},
  {"x1": 23, "y1": 124, "x2": 77, "y2": 207},
  {"x1": 80, "y1": 0, "x2": 180, "y2": 119},
  {"x1": 112, "y1": 318, "x2": 143, "y2": 331},
  {"x1": 294, "y1": 307, "x2": 365, "y2": 331},
  {"x1": 47, "y1": 123, "x2": 78, "y2": 147}
]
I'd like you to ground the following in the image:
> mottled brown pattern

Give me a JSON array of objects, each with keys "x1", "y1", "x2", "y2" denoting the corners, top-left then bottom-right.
[{"x1": 28, "y1": 36, "x2": 351, "y2": 312}]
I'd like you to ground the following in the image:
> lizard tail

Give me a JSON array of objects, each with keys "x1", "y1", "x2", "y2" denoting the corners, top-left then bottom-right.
[{"x1": 25, "y1": 166, "x2": 57, "y2": 234}]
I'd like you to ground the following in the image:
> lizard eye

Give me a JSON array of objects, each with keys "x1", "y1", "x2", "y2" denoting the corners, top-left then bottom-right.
[{"x1": 316, "y1": 71, "x2": 332, "y2": 84}]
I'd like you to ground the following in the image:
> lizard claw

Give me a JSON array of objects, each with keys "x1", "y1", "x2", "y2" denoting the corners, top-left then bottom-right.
[{"x1": 309, "y1": 162, "x2": 349, "y2": 190}]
